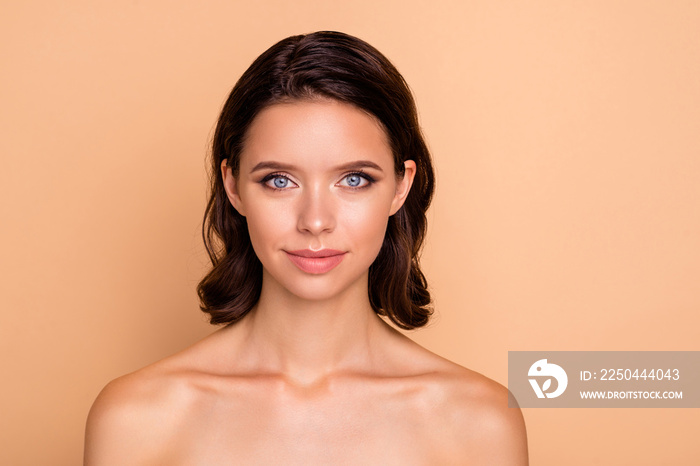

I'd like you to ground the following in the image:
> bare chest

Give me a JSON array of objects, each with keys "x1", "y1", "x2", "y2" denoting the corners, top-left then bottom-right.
[{"x1": 159, "y1": 381, "x2": 454, "y2": 465}]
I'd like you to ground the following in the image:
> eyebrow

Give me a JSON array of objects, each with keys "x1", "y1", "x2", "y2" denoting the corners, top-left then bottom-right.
[{"x1": 249, "y1": 160, "x2": 384, "y2": 174}]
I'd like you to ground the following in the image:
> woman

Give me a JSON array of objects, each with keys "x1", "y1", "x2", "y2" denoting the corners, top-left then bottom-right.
[{"x1": 85, "y1": 31, "x2": 528, "y2": 465}]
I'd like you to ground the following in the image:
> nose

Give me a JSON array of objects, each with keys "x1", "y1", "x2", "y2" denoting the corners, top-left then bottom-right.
[{"x1": 296, "y1": 185, "x2": 336, "y2": 235}]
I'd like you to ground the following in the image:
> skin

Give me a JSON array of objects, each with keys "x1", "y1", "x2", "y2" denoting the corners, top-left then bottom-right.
[{"x1": 84, "y1": 100, "x2": 528, "y2": 465}]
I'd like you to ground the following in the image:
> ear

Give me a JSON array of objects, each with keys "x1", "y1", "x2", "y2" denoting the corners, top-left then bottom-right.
[
  {"x1": 221, "y1": 159, "x2": 245, "y2": 216},
  {"x1": 389, "y1": 160, "x2": 417, "y2": 216}
]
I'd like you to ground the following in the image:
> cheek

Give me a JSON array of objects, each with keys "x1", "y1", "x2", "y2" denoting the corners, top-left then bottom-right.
[
  {"x1": 243, "y1": 198, "x2": 293, "y2": 254},
  {"x1": 341, "y1": 196, "x2": 392, "y2": 253}
]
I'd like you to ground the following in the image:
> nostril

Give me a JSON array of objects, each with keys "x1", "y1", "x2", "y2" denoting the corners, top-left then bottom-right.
[{"x1": 297, "y1": 198, "x2": 336, "y2": 234}]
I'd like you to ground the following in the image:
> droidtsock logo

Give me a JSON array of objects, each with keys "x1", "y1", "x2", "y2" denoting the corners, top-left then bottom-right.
[{"x1": 528, "y1": 359, "x2": 568, "y2": 398}]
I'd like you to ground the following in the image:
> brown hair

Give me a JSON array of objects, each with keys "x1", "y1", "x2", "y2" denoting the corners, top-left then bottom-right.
[{"x1": 198, "y1": 31, "x2": 435, "y2": 330}]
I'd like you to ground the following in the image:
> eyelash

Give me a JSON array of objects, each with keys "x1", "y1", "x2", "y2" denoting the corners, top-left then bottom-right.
[{"x1": 260, "y1": 171, "x2": 376, "y2": 192}]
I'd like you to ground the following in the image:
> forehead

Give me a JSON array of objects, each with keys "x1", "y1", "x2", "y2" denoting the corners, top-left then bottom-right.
[{"x1": 239, "y1": 100, "x2": 393, "y2": 171}]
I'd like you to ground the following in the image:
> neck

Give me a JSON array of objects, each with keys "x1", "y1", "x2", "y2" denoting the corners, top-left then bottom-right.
[{"x1": 234, "y1": 269, "x2": 390, "y2": 386}]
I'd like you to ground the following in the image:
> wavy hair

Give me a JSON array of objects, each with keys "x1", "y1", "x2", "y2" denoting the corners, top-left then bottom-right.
[{"x1": 198, "y1": 31, "x2": 435, "y2": 330}]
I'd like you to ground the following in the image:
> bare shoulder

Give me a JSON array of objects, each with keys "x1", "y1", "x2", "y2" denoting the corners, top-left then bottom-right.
[
  {"x1": 84, "y1": 355, "x2": 201, "y2": 465},
  {"x1": 384, "y1": 327, "x2": 528, "y2": 464},
  {"x1": 423, "y1": 358, "x2": 529, "y2": 465}
]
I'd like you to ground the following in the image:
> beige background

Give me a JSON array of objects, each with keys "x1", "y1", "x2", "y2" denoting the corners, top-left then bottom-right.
[{"x1": 1, "y1": 1, "x2": 698, "y2": 464}]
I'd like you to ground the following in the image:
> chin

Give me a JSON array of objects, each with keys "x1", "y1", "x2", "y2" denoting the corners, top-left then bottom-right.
[
  {"x1": 264, "y1": 264, "x2": 369, "y2": 302},
  {"x1": 283, "y1": 277, "x2": 354, "y2": 302}
]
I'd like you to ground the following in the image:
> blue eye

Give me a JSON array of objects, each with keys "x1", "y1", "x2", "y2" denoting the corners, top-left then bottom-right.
[
  {"x1": 341, "y1": 172, "x2": 373, "y2": 189},
  {"x1": 261, "y1": 171, "x2": 373, "y2": 191},
  {"x1": 272, "y1": 176, "x2": 288, "y2": 189},
  {"x1": 346, "y1": 174, "x2": 362, "y2": 187},
  {"x1": 260, "y1": 174, "x2": 296, "y2": 190}
]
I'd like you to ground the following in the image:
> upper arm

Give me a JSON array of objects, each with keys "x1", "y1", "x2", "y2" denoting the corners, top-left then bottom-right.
[
  {"x1": 84, "y1": 376, "x2": 170, "y2": 466},
  {"x1": 444, "y1": 376, "x2": 529, "y2": 465},
  {"x1": 472, "y1": 388, "x2": 528, "y2": 465}
]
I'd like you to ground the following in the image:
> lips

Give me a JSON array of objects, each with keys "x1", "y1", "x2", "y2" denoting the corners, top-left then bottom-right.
[{"x1": 285, "y1": 249, "x2": 346, "y2": 274}]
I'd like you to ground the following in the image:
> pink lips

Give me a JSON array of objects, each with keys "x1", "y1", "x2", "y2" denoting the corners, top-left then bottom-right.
[{"x1": 285, "y1": 249, "x2": 346, "y2": 274}]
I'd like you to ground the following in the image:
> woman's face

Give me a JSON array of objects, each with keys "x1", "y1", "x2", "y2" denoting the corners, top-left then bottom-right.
[{"x1": 222, "y1": 99, "x2": 416, "y2": 302}]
